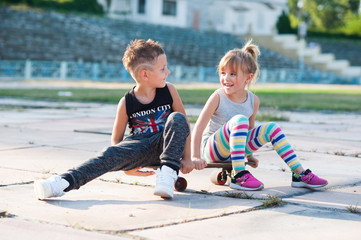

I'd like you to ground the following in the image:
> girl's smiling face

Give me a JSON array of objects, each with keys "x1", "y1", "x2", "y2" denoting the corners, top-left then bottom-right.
[{"x1": 219, "y1": 63, "x2": 252, "y2": 96}]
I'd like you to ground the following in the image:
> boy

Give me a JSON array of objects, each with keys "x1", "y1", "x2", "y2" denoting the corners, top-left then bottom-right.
[{"x1": 34, "y1": 39, "x2": 194, "y2": 200}]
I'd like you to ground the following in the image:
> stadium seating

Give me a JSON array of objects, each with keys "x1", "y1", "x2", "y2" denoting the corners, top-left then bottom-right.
[
  {"x1": 2, "y1": 6, "x2": 357, "y2": 84},
  {"x1": 1, "y1": 6, "x2": 311, "y2": 70},
  {"x1": 306, "y1": 37, "x2": 361, "y2": 67}
]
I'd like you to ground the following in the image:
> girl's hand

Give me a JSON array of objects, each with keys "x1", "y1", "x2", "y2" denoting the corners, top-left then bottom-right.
[
  {"x1": 247, "y1": 155, "x2": 259, "y2": 168},
  {"x1": 124, "y1": 167, "x2": 155, "y2": 177},
  {"x1": 193, "y1": 158, "x2": 208, "y2": 170}
]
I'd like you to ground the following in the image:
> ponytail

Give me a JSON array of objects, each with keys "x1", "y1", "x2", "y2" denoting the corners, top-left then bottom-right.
[{"x1": 241, "y1": 39, "x2": 260, "y2": 85}]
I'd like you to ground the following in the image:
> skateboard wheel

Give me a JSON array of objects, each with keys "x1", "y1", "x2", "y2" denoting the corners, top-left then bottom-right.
[
  {"x1": 174, "y1": 177, "x2": 187, "y2": 192},
  {"x1": 210, "y1": 170, "x2": 227, "y2": 185}
]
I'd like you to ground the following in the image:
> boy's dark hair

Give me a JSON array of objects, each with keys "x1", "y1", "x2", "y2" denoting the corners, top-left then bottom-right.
[{"x1": 122, "y1": 39, "x2": 165, "y2": 78}]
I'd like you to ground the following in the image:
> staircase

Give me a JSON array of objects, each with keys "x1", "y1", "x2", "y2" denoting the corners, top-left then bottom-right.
[{"x1": 252, "y1": 34, "x2": 361, "y2": 79}]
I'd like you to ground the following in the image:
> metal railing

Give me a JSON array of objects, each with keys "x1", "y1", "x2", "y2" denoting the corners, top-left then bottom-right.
[{"x1": 0, "y1": 60, "x2": 360, "y2": 84}]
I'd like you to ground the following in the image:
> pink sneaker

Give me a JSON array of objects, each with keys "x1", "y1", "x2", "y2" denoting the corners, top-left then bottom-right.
[
  {"x1": 230, "y1": 170, "x2": 264, "y2": 191},
  {"x1": 291, "y1": 169, "x2": 328, "y2": 189}
]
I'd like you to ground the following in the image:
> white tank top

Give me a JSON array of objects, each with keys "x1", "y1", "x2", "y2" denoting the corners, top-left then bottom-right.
[{"x1": 202, "y1": 88, "x2": 255, "y2": 148}]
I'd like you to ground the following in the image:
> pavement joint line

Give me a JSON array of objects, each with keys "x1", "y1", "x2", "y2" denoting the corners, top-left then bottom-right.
[
  {"x1": 0, "y1": 145, "x2": 46, "y2": 152},
  {"x1": 324, "y1": 181, "x2": 361, "y2": 190},
  {"x1": 0, "y1": 166, "x2": 47, "y2": 174},
  {"x1": 284, "y1": 200, "x2": 361, "y2": 215},
  {"x1": 1, "y1": 202, "x2": 267, "y2": 237},
  {"x1": 0, "y1": 104, "x2": 75, "y2": 110},
  {"x1": 97, "y1": 204, "x2": 267, "y2": 235},
  {"x1": 0, "y1": 181, "x2": 34, "y2": 188}
]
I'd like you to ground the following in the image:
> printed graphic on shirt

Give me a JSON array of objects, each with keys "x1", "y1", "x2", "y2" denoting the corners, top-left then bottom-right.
[{"x1": 129, "y1": 104, "x2": 172, "y2": 134}]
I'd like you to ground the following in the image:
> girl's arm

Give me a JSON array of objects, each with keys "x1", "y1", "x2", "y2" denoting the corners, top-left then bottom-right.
[
  {"x1": 191, "y1": 91, "x2": 219, "y2": 170},
  {"x1": 111, "y1": 97, "x2": 128, "y2": 146},
  {"x1": 167, "y1": 82, "x2": 195, "y2": 174},
  {"x1": 247, "y1": 94, "x2": 260, "y2": 168},
  {"x1": 248, "y1": 94, "x2": 260, "y2": 130}
]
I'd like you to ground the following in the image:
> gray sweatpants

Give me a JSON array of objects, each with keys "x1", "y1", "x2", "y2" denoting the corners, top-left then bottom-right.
[{"x1": 62, "y1": 112, "x2": 189, "y2": 191}]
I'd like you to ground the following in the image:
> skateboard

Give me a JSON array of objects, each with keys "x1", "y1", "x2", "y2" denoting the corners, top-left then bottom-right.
[
  {"x1": 146, "y1": 165, "x2": 188, "y2": 192},
  {"x1": 146, "y1": 161, "x2": 256, "y2": 192},
  {"x1": 146, "y1": 162, "x2": 242, "y2": 192}
]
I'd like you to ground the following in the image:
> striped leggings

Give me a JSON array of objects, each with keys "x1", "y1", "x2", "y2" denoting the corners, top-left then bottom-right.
[{"x1": 204, "y1": 114, "x2": 301, "y2": 172}]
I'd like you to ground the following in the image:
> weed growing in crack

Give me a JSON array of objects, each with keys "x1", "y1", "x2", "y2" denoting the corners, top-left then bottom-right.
[
  {"x1": 346, "y1": 204, "x2": 361, "y2": 214},
  {"x1": 0, "y1": 211, "x2": 9, "y2": 218},
  {"x1": 334, "y1": 151, "x2": 346, "y2": 156},
  {"x1": 224, "y1": 191, "x2": 254, "y2": 199},
  {"x1": 262, "y1": 194, "x2": 285, "y2": 207}
]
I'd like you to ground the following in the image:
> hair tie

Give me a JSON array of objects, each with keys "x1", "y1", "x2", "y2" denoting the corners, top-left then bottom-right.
[{"x1": 243, "y1": 49, "x2": 247, "y2": 53}]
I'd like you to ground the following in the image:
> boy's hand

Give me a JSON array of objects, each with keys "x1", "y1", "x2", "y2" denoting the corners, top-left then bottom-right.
[
  {"x1": 247, "y1": 155, "x2": 259, "y2": 168},
  {"x1": 124, "y1": 167, "x2": 155, "y2": 177},
  {"x1": 180, "y1": 159, "x2": 195, "y2": 174},
  {"x1": 193, "y1": 158, "x2": 207, "y2": 170}
]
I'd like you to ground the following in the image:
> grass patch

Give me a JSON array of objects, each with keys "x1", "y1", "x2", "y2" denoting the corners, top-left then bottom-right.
[
  {"x1": 187, "y1": 115, "x2": 198, "y2": 123},
  {"x1": 262, "y1": 194, "x2": 285, "y2": 207},
  {"x1": 256, "y1": 111, "x2": 290, "y2": 122},
  {"x1": 346, "y1": 204, "x2": 361, "y2": 214},
  {"x1": 252, "y1": 87, "x2": 361, "y2": 112},
  {"x1": 224, "y1": 191, "x2": 254, "y2": 199},
  {"x1": 1, "y1": 86, "x2": 360, "y2": 112},
  {"x1": 0, "y1": 211, "x2": 9, "y2": 218}
]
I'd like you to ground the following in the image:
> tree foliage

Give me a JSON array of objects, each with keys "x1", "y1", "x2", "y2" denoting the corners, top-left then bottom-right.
[
  {"x1": 0, "y1": 0, "x2": 104, "y2": 14},
  {"x1": 286, "y1": 0, "x2": 361, "y2": 36}
]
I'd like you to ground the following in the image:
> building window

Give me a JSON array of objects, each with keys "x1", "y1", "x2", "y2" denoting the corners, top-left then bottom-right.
[
  {"x1": 138, "y1": 0, "x2": 146, "y2": 14},
  {"x1": 162, "y1": 0, "x2": 177, "y2": 16}
]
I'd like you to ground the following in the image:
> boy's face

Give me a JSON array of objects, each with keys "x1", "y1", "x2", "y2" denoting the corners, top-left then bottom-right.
[{"x1": 147, "y1": 54, "x2": 170, "y2": 88}]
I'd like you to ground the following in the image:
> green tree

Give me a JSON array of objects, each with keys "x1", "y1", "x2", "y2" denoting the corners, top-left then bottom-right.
[
  {"x1": 288, "y1": 0, "x2": 361, "y2": 35},
  {"x1": 0, "y1": 0, "x2": 104, "y2": 14},
  {"x1": 276, "y1": 10, "x2": 295, "y2": 33}
]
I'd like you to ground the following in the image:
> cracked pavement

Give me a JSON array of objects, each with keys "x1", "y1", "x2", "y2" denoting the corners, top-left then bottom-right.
[{"x1": 1, "y1": 97, "x2": 361, "y2": 240}]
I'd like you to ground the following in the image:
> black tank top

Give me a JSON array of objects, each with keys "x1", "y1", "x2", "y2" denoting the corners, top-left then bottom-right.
[{"x1": 125, "y1": 85, "x2": 173, "y2": 135}]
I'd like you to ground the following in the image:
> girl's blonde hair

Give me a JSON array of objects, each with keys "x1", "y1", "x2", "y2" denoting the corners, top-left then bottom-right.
[{"x1": 217, "y1": 39, "x2": 260, "y2": 88}]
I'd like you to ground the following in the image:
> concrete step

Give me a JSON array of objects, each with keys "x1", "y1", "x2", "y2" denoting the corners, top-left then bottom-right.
[
  {"x1": 342, "y1": 66, "x2": 361, "y2": 78},
  {"x1": 311, "y1": 53, "x2": 334, "y2": 64},
  {"x1": 273, "y1": 34, "x2": 297, "y2": 43}
]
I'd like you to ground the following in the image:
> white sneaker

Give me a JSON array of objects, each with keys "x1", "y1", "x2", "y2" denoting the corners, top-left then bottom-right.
[
  {"x1": 153, "y1": 166, "x2": 177, "y2": 199},
  {"x1": 34, "y1": 175, "x2": 69, "y2": 200}
]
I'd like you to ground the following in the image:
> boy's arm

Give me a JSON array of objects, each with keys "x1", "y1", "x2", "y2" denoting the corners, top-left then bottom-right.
[
  {"x1": 247, "y1": 94, "x2": 260, "y2": 168},
  {"x1": 191, "y1": 91, "x2": 219, "y2": 170},
  {"x1": 111, "y1": 97, "x2": 128, "y2": 146},
  {"x1": 167, "y1": 82, "x2": 194, "y2": 174}
]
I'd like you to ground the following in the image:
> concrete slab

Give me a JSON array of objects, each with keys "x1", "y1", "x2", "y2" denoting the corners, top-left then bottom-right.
[
  {"x1": 1, "y1": 97, "x2": 360, "y2": 239},
  {"x1": 132, "y1": 204, "x2": 361, "y2": 240},
  {"x1": 0, "y1": 146, "x2": 96, "y2": 173},
  {"x1": 100, "y1": 150, "x2": 361, "y2": 199},
  {"x1": 0, "y1": 218, "x2": 128, "y2": 240},
  {"x1": 0, "y1": 168, "x2": 42, "y2": 186},
  {"x1": 0, "y1": 181, "x2": 262, "y2": 232},
  {"x1": 0, "y1": 125, "x2": 109, "y2": 147},
  {"x1": 285, "y1": 185, "x2": 361, "y2": 211}
]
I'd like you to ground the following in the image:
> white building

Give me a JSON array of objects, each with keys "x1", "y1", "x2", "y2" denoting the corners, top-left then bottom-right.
[{"x1": 97, "y1": 0, "x2": 287, "y2": 36}]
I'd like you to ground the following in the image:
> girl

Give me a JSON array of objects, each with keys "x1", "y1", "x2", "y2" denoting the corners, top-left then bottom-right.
[{"x1": 191, "y1": 40, "x2": 328, "y2": 191}]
